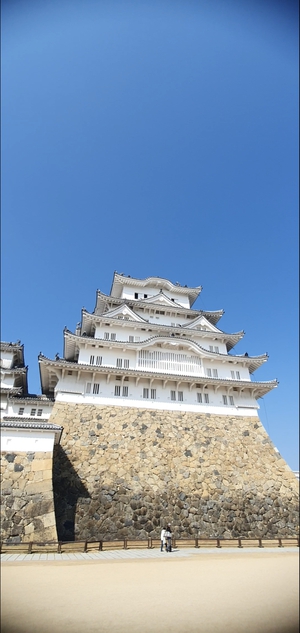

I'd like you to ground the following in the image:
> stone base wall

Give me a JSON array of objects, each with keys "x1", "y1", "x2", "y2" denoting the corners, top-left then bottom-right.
[
  {"x1": 50, "y1": 403, "x2": 299, "y2": 541},
  {"x1": 0, "y1": 451, "x2": 57, "y2": 543}
]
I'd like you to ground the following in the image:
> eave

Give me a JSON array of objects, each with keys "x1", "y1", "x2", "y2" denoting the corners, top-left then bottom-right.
[
  {"x1": 93, "y1": 292, "x2": 223, "y2": 324},
  {"x1": 38, "y1": 354, "x2": 278, "y2": 399},
  {"x1": 64, "y1": 329, "x2": 247, "y2": 363},
  {"x1": 110, "y1": 273, "x2": 202, "y2": 306},
  {"x1": 82, "y1": 308, "x2": 226, "y2": 341}
]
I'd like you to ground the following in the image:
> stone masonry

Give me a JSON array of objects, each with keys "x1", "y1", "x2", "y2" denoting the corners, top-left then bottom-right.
[
  {"x1": 0, "y1": 451, "x2": 58, "y2": 543},
  {"x1": 50, "y1": 403, "x2": 299, "y2": 541}
]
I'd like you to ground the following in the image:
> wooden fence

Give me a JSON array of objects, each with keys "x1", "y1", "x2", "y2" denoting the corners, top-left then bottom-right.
[{"x1": 0, "y1": 537, "x2": 299, "y2": 554}]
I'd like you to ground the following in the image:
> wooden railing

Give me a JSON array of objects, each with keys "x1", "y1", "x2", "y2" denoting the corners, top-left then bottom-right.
[{"x1": 0, "y1": 537, "x2": 299, "y2": 554}]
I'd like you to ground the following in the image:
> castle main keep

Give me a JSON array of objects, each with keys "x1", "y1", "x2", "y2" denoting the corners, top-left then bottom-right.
[{"x1": 1, "y1": 273, "x2": 298, "y2": 542}]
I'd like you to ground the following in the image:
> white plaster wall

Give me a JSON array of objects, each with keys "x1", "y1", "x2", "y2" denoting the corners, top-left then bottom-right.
[
  {"x1": 121, "y1": 284, "x2": 190, "y2": 308},
  {"x1": 6, "y1": 401, "x2": 53, "y2": 419},
  {"x1": 0, "y1": 351, "x2": 14, "y2": 369},
  {"x1": 56, "y1": 391, "x2": 259, "y2": 417},
  {"x1": 0, "y1": 373, "x2": 15, "y2": 389},
  {"x1": 55, "y1": 375, "x2": 259, "y2": 412},
  {"x1": 1, "y1": 429, "x2": 55, "y2": 452}
]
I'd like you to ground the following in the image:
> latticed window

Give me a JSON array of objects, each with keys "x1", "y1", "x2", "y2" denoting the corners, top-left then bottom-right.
[
  {"x1": 90, "y1": 355, "x2": 94, "y2": 365},
  {"x1": 122, "y1": 386, "x2": 128, "y2": 397},
  {"x1": 138, "y1": 350, "x2": 202, "y2": 374},
  {"x1": 96, "y1": 356, "x2": 102, "y2": 365},
  {"x1": 150, "y1": 389, "x2": 156, "y2": 399},
  {"x1": 204, "y1": 393, "x2": 209, "y2": 403},
  {"x1": 143, "y1": 388, "x2": 149, "y2": 399},
  {"x1": 114, "y1": 385, "x2": 121, "y2": 396},
  {"x1": 197, "y1": 393, "x2": 202, "y2": 403},
  {"x1": 178, "y1": 391, "x2": 183, "y2": 402},
  {"x1": 93, "y1": 384, "x2": 99, "y2": 395}
]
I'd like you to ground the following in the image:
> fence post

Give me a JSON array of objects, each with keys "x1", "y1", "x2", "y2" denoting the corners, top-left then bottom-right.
[
  {"x1": 258, "y1": 538, "x2": 263, "y2": 548},
  {"x1": 278, "y1": 538, "x2": 283, "y2": 548},
  {"x1": 148, "y1": 537, "x2": 152, "y2": 549},
  {"x1": 28, "y1": 542, "x2": 32, "y2": 554},
  {"x1": 58, "y1": 541, "x2": 62, "y2": 553},
  {"x1": 84, "y1": 540, "x2": 88, "y2": 552},
  {"x1": 195, "y1": 538, "x2": 198, "y2": 548},
  {"x1": 99, "y1": 541, "x2": 103, "y2": 551},
  {"x1": 124, "y1": 539, "x2": 127, "y2": 550},
  {"x1": 216, "y1": 538, "x2": 221, "y2": 548},
  {"x1": 238, "y1": 538, "x2": 242, "y2": 548}
]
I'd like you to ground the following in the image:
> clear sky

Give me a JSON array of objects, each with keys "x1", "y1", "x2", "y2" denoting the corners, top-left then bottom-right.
[{"x1": 1, "y1": 0, "x2": 298, "y2": 470}]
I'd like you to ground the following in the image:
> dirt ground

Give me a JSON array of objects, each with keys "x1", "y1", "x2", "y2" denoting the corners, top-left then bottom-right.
[{"x1": 1, "y1": 551, "x2": 299, "y2": 633}]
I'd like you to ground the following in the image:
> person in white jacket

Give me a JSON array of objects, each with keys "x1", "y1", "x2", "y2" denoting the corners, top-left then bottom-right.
[{"x1": 160, "y1": 527, "x2": 166, "y2": 552}]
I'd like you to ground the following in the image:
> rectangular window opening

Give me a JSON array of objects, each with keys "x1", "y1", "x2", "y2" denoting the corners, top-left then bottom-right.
[
  {"x1": 37, "y1": 409, "x2": 43, "y2": 416},
  {"x1": 114, "y1": 385, "x2": 121, "y2": 396},
  {"x1": 143, "y1": 388, "x2": 149, "y2": 399},
  {"x1": 93, "y1": 383, "x2": 99, "y2": 395},
  {"x1": 30, "y1": 408, "x2": 36, "y2": 416}
]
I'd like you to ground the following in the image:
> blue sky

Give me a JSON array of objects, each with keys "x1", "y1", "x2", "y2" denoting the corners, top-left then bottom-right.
[{"x1": 1, "y1": 0, "x2": 298, "y2": 469}]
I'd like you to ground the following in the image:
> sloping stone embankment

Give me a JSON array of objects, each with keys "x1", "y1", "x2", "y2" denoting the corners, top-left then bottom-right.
[{"x1": 50, "y1": 403, "x2": 299, "y2": 541}]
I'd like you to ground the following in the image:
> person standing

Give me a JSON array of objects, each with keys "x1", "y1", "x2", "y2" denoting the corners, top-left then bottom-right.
[
  {"x1": 160, "y1": 527, "x2": 166, "y2": 552},
  {"x1": 165, "y1": 524, "x2": 172, "y2": 552}
]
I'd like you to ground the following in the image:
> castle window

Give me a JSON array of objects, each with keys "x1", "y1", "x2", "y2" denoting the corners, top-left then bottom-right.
[
  {"x1": 93, "y1": 384, "x2": 99, "y2": 395},
  {"x1": 135, "y1": 293, "x2": 139, "y2": 299},
  {"x1": 170, "y1": 390, "x2": 176, "y2": 401},
  {"x1": 129, "y1": 336, "x2": 134, "y2": 342},
  {"x1": 90, "y1": 355, "x2": 95, "y2": 365},
  {"x1": 86, "y1": 383, "x2": 91, "y2": 394},
  {"x1": 144, "y1": 294, "x2": 148, "y2": 298},
  {"x1": 96, "y1": 356, "x2": 102, "y2": 365},
  {"x1": 236, "y1": 371, "x2": 240, "y2": 380},
  {"x1": 114, "y1": 385, "x2": 121, "y2": 396},
  {"x1": 229, "y1": 396, "x2": 234, "y2": 405},
  {"x1": 206, "y1": 368, "x2": 212, "y2": 377},
  {"x1": 204, "y1": 393, "x2": 209, "y2": 404},
  {"x1": 104, "y1": 332, "x2": 109, "y2": 340},
  {"x1": 209, "y1": 346, "x2": 213, "y2": 352},
  {"x1": 110, "y1": 333, "x2": 116, "y2": 341},
  {"x1": 68, "y1": 370, "x2": 73, "y2": 375},
  {"x1": 197, "y1": 393, "x2": 202, "y2": 403},
  {"x1": 231, "y1": 370, "x2": 235, "y2": 379},
  {"x1": 143, "y1": 388, "x2": 149, "y2": 399},
  {"x1": 124, "y1": 359, "x2": 129, "y2": 368},
  {"x1": 135, "y1": 336, "x2": 140, "y2": 342},
  {"x1": 214, "y1": 346, "x2": 219, "y2": 353},
  {"x1": 222, "y1": 395, "x2": 228, "y2": 405},
  {"x1": 178, "y1": 391, "x2": 183, "y2": 402},
  {"x1": 150, "y1": 389, "x2": 156, "y2": 399},
  {"x1": 30, "y1": 408, "x2": 36, "y2": 416},
  {"x1": 116, "y1": 358, "x2": 122, "y2": 368},
  {"x1": 122, "y1": 386, "x2": 128, "y2": 397},
  {"x1": 213, "y1": 369, "x2": 218, "y2": 377},
  {"x1": 18, "y1": 408, "x2": 24, "y2": 415},
  {"x1": 37, "y1": 409, "x2": 43, "y2": 416}
]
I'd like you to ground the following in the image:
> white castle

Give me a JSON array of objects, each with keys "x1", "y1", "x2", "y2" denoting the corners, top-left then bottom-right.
[{"x1": 37, "y1": 272, "x2": 277, "y2": 415}]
